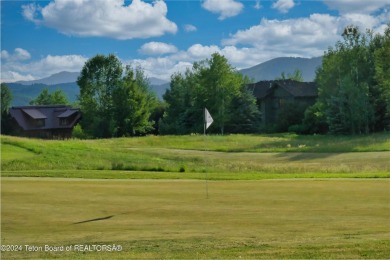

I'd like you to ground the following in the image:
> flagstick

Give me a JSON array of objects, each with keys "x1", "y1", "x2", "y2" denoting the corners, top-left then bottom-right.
[
  {"x1": 204, "y1": 108, "x2": 214, "y2": 199},
  {"x1": 204, "y1": 108, "x2": 209, "y2": 199}
]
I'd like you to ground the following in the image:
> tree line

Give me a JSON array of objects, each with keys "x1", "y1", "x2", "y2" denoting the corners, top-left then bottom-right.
[
  {"x1": 1, "y1": 24, "x2": 389, "y2": 137},
  {"x1": 160, "y1": 53, "x2": 260, "y2": 135},
  {"x1": 302, "y1": 24, "x2": 390, "y2": 134},
  {"x1": 77, "y1": 53, "x2": 260, "y2": 137}
]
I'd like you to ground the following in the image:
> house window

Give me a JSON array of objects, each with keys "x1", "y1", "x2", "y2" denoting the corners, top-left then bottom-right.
[
  {"x1": 278, "y1": 98, "x2": 286, "y2": 108},
  {"x1": 273, "y1": 98, "x2": 285, "y2": 109},
  {"x1": 59, "y1": 118, "x2": 68, "y2": 126},
  {"x1": 35, "y1": 119, "x2": 45, "y2": 127}
]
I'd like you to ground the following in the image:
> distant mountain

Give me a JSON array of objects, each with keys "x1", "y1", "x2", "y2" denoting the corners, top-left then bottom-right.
[
  {"x1": 6, "y1": 74, "x2": 170, "y2": 106},
  {"x1": 149, "y1": 78, "x2": 170, "y2": 99},
  {"x1": 149, "y1": 77, "x2": 169, "y2": 86},
  {"x1": 150, "y1": 82, "x2": 170, "y2": 100},
  {"x1": 16, "y1": 71, "x2": 80, "y2": 85},
  {"x1": 7, "y1": 82, "x2": 79, "y2": 106},
  {"x1": 239, "y1": 57, "x2": 322, "y2": 82},
  {"x1": 6, "y1": 56, "x2": 323, "y2": 106}
]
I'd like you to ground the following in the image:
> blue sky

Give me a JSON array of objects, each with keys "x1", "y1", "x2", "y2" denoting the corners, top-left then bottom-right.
[{"x1": 1, "y1": 0, "x2": 389, "y2": 82}]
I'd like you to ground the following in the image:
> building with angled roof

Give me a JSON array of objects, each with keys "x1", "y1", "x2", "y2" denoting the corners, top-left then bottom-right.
[
  {"x1": 248, "y1": 80, "x2": 318, "y2": 127},
  {"x1": 9, "y1": 105, "x2": 81, "y2": 139}
]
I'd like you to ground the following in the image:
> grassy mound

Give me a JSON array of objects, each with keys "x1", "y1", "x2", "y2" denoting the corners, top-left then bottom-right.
[{"x1": 1, "y1": 133, "x2": 390, "y2": 178}]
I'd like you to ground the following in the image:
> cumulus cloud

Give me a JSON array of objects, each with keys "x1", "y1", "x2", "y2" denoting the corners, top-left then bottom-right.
[
  {"x1": 1, "y1": 50, "x2": 10, "y2": 60},
  {"x1": 1, "y1": 48, "x2": 31, "y2": 61},
  {"x1": 272, "y1": 0, "x2": 295, "y2": 13},
  {"x1": 126, "y1": 43, "x2": 276, "y2": 80},
  {"x1": 222, "y1": 11, "x2": 388, "y2": 60},
  {"x1": 254, "y1": 0, "x2": 262, "y2": 10},
  {"x1": 22, "y1": 0, "x2": 177, "y2": 39},
  {"x1": 1, "y1": 51, "x2": 87, "y2": 83},
  {"x1": 14, "y1": 48, "x2": 32, "y2": 61},
  {"x1": 184, "y1": 24, "x2": 197, "y2": 32},
  {"x1": 223, "y1": 14, "x2": 338, "y2": 58},
  {"x1": 323, "y1": 0, "x2": 390, "y2": 14},
  {"x1": 129, "y1": 58, "x2": 193, "y2": 81},
  {"x1": 187, "y1": 44, "x2": 220, "y2": 58},
  {"x1": 33, "y1": 55, "x2": 87, "y2": 73},
  {"x1": 1, "y1": 71, "x2": 35, "y2": 83},
  {"x1": 139, "y1": 42, "x2": 178, "y2": 55},
  {"x1": 201, "y1": 0, "x2": 244, "y2": 20}
]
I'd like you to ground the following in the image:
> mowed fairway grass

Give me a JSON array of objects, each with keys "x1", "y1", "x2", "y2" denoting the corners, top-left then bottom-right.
[
  {"x1": 1, "y1": 133, "x2": 390, "y2": 259},
  {"x1": 2, "y1": 178, "x2": 389, "y2": 259}
]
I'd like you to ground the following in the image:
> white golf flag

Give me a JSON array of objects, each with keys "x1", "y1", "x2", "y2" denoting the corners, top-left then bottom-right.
[{"x1": 205, "y1": 108, "x2": 213, "y2": 130}]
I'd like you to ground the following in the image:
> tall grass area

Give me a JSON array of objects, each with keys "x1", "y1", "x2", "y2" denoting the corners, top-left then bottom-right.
[{"x1": 1, "y1": 133, "x2": 390, "y2": 178}]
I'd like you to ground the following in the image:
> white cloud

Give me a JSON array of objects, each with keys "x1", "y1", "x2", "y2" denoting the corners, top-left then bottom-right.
[
  {"x1": 34, "y1": 55, "x2": 87, "y2": 73},
  {"x1": 223, "y1": 14, "x2": 338, "y2": 57},
  {"x1": 14, "y1": 48, "x2": 32, "y2": 61},
  {"x1": 272, "y1": 0, "x2": 295, "y2": 13},
  {"x1": 323, "y1": 0, "x2": 390, "y2": 14},
  {"x1": 222, "y1": 11, "x2": 389, "y2": 61},
  {"x1": 184, "y1": 24, "x2": 197, "y2": 32},
  {"x1": 201, "y1": 0, "x2": 244, "y2": 20},
  {"x1": 22, "y1": 0, "x2": 177, "y2": 40},
  {"x1": 1, "y1": 71, "x2": 35, "y2": 83},
  {"x1": 22, "y1": 3, "x2": 40, "y2": 23},
  {"x1": 1, "y1": 50, "x2": 10, "y2": 60},
  {"x1": 340, "y1": 13, "x2": 380, "y2": 30},
  {"x1": 1, "y1": 52, "x2": 87, "y2": 83},
  {"x1": 1, "y1": 48, "x2": 31, "y2": 61},
  {"x1": 139, "y1": 42, "x2": 178, "y2": 55},
  {"x1": 187, "y1": 44, "x2": 221, "y2": 58},
  {"x1": 128, "y1": 57, "x2": 193, "y2": 81},
  {"x1": 254, "y1": 0, "x2": 262, "y2": 10},
  {"x1": 126, "y1": 43, "x2": 274, "y2": 80}
]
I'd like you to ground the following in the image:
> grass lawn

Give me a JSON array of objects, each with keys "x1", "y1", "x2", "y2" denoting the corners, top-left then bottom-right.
[
  {"x1": 1, "y1": 178, "x2": 389, "y2": 259},
  {"x1": 1, "y1": 133, "x2": 389, "y2": 259},
  {"x1": 1, "y1": 178, "x2": 390, "y2": 259}
]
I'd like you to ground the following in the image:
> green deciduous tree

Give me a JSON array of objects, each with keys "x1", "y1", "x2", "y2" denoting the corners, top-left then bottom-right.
[
  {"x1": 160, "y1": 69, "x2": 203, "y2": 134},
  {"x1": 29, "y1": 88, "x2": 69, "y2": 105},
  {"x1": 276, "y1": 69, "x2": 304, "y2": 82},
  {"x1": 1, "y1": 83, "x2": 12, "y2": 114},
  {"x1": 314, "y1": 25, "x2": 390, "y2": 134},
  {"x1": 301, "y1": 102, "x2": 328, "y2": 134},
  {"x1": 1, "y1": 83, "x2": 13, "y2": 135},
  {"x1": 112, "y1": 66, "x2": 156, "y2": 136},
  {"x1": 160, "y1": 53, "x2": 261, "y2": 135},
  {"x1": 77, "y1": 54, "x2": 123, "y2": 138},
  {"x1": 195, "y1": 53, "x2": 244, "y2": 134},
  {"x1": 373, "y1": 24, "x2": 390, "y2": 130},
  {"x1": 77, "y1": 54, "x2": 156, "y2": 138},
  {"x1": 226, "y1": 86, "x2": 261, "y2": 133}
]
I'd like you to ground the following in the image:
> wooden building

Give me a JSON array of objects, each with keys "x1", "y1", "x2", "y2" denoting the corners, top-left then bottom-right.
[
  {"x1": 9, "y1": 105, "x2": 81, "y2": 139},
  {"x1": 248, "y1": 80, "x2": 318, "y2": 127}
]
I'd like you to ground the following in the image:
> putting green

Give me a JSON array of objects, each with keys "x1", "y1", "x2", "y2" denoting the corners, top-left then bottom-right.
[{"x1": 1, "y1": 178, "x2": 389, "y2": 259}]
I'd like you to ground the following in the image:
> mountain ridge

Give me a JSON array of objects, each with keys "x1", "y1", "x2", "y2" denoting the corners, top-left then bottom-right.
[
  {"x1": 6, "y1": 56, "x2": 323, "y2": 106},
  {"x1": 16, "y1": 71, "x2": 80, "y2": 85},
  {"x1": 239, "y1": 56, "x2": 322, "y2": 82}
]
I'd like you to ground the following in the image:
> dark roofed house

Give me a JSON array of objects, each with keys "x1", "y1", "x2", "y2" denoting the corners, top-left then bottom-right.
[
  {"x1": 9, "y1": 105, "x2": 81, "y2": 139},
  {"x1": 248, "y1": 80, "x2": 318, "y2": 128}
]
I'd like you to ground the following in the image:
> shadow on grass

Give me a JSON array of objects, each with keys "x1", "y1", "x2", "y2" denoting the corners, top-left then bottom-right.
[
  {"x1": 274, "y1": 152, "x2": 337, "y2": 161},
  {"x1": 227, "y1": 132, "x2": 390, "y2": 153},
  {"x1": 72, "y1": 215, "x2": 114, "y2": 225}
]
